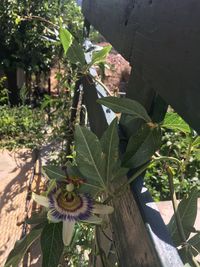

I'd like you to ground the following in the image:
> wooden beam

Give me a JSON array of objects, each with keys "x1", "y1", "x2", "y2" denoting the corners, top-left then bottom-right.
[{"x1": 82, "y1": 0, "x2": 200, "y2": 133}]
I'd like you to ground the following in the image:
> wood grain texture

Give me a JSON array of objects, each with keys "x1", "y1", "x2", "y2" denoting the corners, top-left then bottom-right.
[
  {"x1": 81, "y1": 3, "x2": 184, "y2": 264},
  {"x1": 82, "y1": 0, "x2": 200, "y2": 134},
  {"x1": 110, "y1": 183, "x2": 160, "y2": 267},
  {"x1": 81, "y1": 76, "x2": 162, "y2": 266}
]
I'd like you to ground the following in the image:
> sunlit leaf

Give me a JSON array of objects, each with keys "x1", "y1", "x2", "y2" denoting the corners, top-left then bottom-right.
[
  {"x1": 179, "y1": 246, "x2": 197, "y2": 266},
  {"x1": 192, "y1": 136, "x2": 200, "y2": 148},
  {"x1": 75, "y1": 126, "x2": 106, "y2": 188},
  {"x1": 42, "y1": 165, "x2": 66, "y2": 181},
  {"x1": 41, "y1": 222, "x2": 64, "y2": 267},
  {"x1": 59, "y1": 27, "x2": 73, "y2": 55},
  {"x1": 100, "y1": 118, "x2": 119, "y2": 183},
  {"x1": 183, "y1": 262, "x2": 193, "y2": 267},
  {"x1": 90, "y1": 45, "x2": 112, "y2": 65},
  {"x1": 168, "y1": 188, "x2": 199, "y2": 246},
  {"x1": 188, "y1": 233, "x2": 200, "y2": 256},
  {"x1": 162, "y1": 112, "x2": 190, "y2": 133},
  {"x1": 97, "y1": 97, "x2": 151, "y2": 123},
  {"x1": 67, "y1": 39, "x2": 86, "y2": 66},
  {"x1": 5, "y1": 223, "x2": 45, "y2": 267},
  {"x1": 122, "y1": 124, "x2": 161, "y2": 168}
]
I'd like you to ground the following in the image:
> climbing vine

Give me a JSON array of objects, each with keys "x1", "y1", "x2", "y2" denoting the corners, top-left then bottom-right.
[{"x1": 3, "y1": 8, "x2": 200, "y2": 267}]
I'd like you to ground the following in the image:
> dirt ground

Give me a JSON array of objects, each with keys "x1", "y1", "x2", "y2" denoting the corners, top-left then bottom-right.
[
  {"x1": 50, "y1": 43, "x2": 131, "y2": 95},
  {"x1": 97, "y1": 43, "x2": 131, "y2": 93}
]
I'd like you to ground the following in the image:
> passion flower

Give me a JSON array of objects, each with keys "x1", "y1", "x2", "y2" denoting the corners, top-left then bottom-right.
[{"x1": 32, "y1": 183, "x2": 113, "y2": 246}]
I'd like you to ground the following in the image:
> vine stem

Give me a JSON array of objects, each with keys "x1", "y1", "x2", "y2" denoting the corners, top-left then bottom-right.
[
  {"x1": 153, "y1": 156, "x2": 182, "y2": 171},
  {"x1": 166, "y1": 166, "x2": 199, "y2": 267},
  {"x1": 21, "y1": 15, "x2": 57, "y2": 28},
  {"x1": 92, "y1": 76, "x2": 113, "y2": 96},
  {"x1": 166, "y1": 166, "x2": 186, "y2": 243},
  {"x1": 104, "y1": 161, "x2": 151, "y2": 204},
  {"x1": 104, "y1": 155, "x2": 182, "y2": 205},
  {"x1": 180, "y1": 132, "x2": 193, "y2": 183},
  {"x1": 95, "y1": 226, "x2": 107, "y2": 267}
]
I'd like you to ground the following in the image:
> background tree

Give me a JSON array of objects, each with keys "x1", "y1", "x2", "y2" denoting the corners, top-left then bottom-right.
[{"x1": 0, "y1": 0, "x2": 83, "y2": 105}]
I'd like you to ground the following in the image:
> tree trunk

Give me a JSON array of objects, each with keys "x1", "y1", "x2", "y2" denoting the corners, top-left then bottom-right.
[{"x1": 5, "y1": 69, "x2": 20, "y2": 106}]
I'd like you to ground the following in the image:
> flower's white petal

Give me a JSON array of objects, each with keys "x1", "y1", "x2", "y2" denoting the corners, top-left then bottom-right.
[
  {"x1": 62, "y1": 220, "x2": 75, "y2": 246},
  {"x1": 47, "y1": 210, "x2": 61, "y2": 223},
  {"x1": 32, "y1": 192, "x2": 49, "y2": 208},
  {"x1": 82, "y1": 215, "x2": 102, "y2": 225},
  {"x1": 93, "y1": 204, "x2": 114, "y2": 215}
]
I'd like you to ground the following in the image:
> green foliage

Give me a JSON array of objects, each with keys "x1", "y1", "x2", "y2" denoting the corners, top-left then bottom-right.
[
  {"x1": 168, "y1": 188, "x2": 199, "y2": 246},
  {"x1": 67, "y1": 39, "x2": 86, "y2": 66},
  {"x1": 122, "y1": 124, "x2": 162, "y2": 168},
  {"x1": 0, "y1": 0, "x2": 84, "y2": 72},
  {"x1": 162, "y1": 112, "x2": 191, "y2": 133},
  {"x1": 41, "y1": 222, "x2": 64, "y2": 267},
  {"x1": 62, "y1": 224, "x2": 94, "y2": 267},
  {"x1": 100, "y1": 118, "x2": 120, "y2": 184},
  {"x1": 166, "y1": 188, "x2": 200, "y2": 266},
  {"x1": 41, "y1": 90, "x2": 73, "y2": 165},
  {"x1": 188, "y1": 233, "x2": 200, "y2": 257},
  {"x1": 2, "y1": 1, "x2": 199, "y2": 261},
  {"x1": 97, "y1": 96, "x2": 151, "y2": 122},
  {"x1": 143, "y1": 111, "x2": 200, "y2": 265},
  {"x1": 75, "y1": 125, "x2": 106, "y2": 188},
  {"x1": 59, "y1": 27, "x2": 73, "y2": 55},
  {"x1": 26, "y1": 211, "x2": 48, "y2": 225},
  {"x1": 0, "y1": 76, "x2": 9, "y2": 105},
  {"x1": 5, "y1": 223, "x2": 46, "y2": 267},
  {"x1": 90, "y1": 45, "x2": 112, "y2": 66},
  {"x1": 0, "y1": 105, "x2": 46, "y2": 149},
  {"x1": 42, "y1": 165, "x2": 66, "y2": 181},
  {"x1": 145, "y1": 112, "x2": 200, "y2": 201},
  {"x1": 192, "y1": 136, "x2": 200, "y2": 148}
]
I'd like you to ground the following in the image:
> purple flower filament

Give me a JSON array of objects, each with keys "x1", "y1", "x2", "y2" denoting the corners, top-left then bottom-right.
[{"x1": 48, "y1": 189, "x2": 93, "y2": 222}]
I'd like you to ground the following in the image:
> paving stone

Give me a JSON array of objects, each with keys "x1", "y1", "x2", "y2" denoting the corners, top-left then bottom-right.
[
  {"x1": 0, "y1": 150, "x2": 34, "y2": 266},
  {"x1": 156, "y1": 199, "x2": 200, "y2": 229}
]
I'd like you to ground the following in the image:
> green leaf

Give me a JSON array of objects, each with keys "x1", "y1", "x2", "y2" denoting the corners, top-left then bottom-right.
[
  {"x1": 66, "y1": 162, "x2": 102, "y2": 195},
  {"x1": 42, "y1": 165, "x2": 66, "y2": 181},
  {"x1": 162, "y1": 112, "x2": 191, "y2": 133},
  {"x1": 41, "y1": 222, "x2": 64, "y2": 267},
  {"x1": 90, "y1": 45, "x2": 112, "y2": 65},
  {"x1": 75, "y1": 126, "x2": 106, "y2": 188},
  {"x1": 122, "y1": 124, "x2": 161, "y2": 168},
  {"x1": 168, "y1": 188, "x2": 199, "y2": 246},
  {"x1": 111, "y1": 162, "x2": 128, "y2": 181},
  {"x1": 67, "y1": 39, "x2": 86, "y2": 66},
  {"x1": 59, "y1": 27, "x2": 73, "y2": 55},
  {"x1": 5, "y1": 223, "x2": 45, "y2": 267},
  {"x1": 192, "y1": 136, "x2": 200, "y2": 148},
  {"x1": 26, "y1": 211, "x2": 47, "y2": 225},
  {"x1": 179, "y1": 246, "x2": 197, "y2": 266},
  {"x1": 97, "y1": 97, "x2": 151, "y2": 123},
  {"x1": 100, "y1": 118, "x2": 119, "y2": 183},
  {"x1": 66, "y1": 161, "x2": 84, "y2": 178},
  {"x1": 78, "y1": 183, "x2": 100, "y2": 196},
  {"x1": 188, "y1": 233, "x2": 200, "y2": 256}
]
